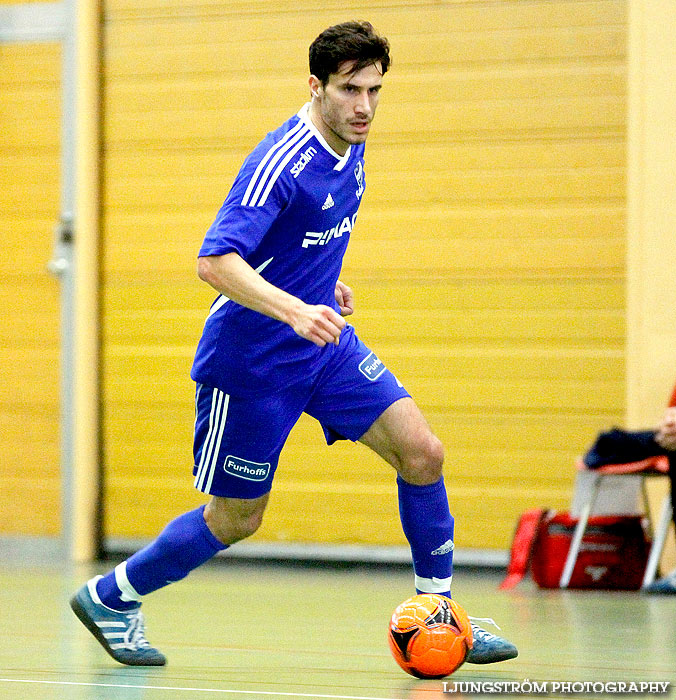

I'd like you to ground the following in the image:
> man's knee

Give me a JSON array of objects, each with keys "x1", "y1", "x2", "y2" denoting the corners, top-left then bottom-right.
[
  {"x1": 203, "y1": 495, "x2": 268, "y2": 545},
  {"x1": 398, "y1": 435, "x2": 445, "y2": 486}
]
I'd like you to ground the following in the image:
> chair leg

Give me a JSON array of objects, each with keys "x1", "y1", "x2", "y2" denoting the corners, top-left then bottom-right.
[
  {"x1": 640, "y1": 478, "x2": 654, "y2": 539},
  {"x1": 641, "y1": 494, "x2": 673, "y2": 588},
  {"x1": 560, "y1": 474, "x2": 602, "y2": 588}
]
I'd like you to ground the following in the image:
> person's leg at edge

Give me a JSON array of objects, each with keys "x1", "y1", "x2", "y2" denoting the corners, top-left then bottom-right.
[{"x1": 358, "y1": 397, "x2": 518, "y2": 664}]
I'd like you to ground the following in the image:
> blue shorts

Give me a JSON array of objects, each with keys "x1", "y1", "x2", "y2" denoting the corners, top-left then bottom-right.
[{"x1": 192, "y1": 324, "x2": 410, "y2": 499}]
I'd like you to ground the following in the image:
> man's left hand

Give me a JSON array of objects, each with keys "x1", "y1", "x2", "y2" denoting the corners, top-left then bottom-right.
[{"x1": 335, "y1": 280, "x2": 354, "y2": 316}]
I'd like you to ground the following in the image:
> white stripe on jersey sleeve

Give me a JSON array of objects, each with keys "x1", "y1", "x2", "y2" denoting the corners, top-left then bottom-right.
[
  {"x1": 205, "y1": 256, "x2": 274, "y2": 320},
  {"x1": 241, "y1": 122, "x2": 308, "y2": 207},
  {"x1": 258, "y1": 131, "x2": 314, "y2": 206},
  {"x1": 241, "y1": 120, "x2": 305, "y2": 206},
  {"x1": 247, "y1": 125, "x2": 310, "y2": 207}
]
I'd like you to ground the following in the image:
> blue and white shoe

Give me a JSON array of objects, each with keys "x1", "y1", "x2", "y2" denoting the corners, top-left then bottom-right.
[
  {"x1": 466, "y1": 617, "x2": 518, "y2": 664},
  {"x1": 70, "y1": 576, "x2": 166, "y2": 666}
]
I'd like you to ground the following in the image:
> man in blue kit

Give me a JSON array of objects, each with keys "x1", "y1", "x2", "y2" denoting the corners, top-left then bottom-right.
[{"x1": 71, "y1": 21, "x2": 518, "y2": 667}]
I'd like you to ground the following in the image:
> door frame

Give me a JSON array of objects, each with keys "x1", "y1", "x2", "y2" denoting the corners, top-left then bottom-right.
[{"x1": 0, "y1": 1, "x2": 101, "y2": 562}]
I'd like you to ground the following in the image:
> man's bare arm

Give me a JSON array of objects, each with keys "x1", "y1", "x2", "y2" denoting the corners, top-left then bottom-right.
[{"x1": 198, "y1": 252, "x2": 346, "y2": 347}]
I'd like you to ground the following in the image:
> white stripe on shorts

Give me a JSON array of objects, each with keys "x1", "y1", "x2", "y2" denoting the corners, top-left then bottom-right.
[
  {"x1": 194, "y1": 388, "x2": 230, "y2": 493},
  {"x1": 203, "y1": 393, "x2": 229, "y2": 494},
  {"x1": 195, "y1": 388, "x2": 224, "y2": 491},
  {"x1": 195, "y1": 388, "x2": 219, "y2": 489}
]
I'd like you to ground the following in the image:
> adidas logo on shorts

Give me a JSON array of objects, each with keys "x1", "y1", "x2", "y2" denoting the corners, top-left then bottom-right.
[{"x1": 322, "y1": 193, "x2": 335, "y2": 210}]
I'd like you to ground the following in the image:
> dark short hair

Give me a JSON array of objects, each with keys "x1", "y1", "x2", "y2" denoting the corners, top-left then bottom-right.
[{"x1": 309, "y1": 21, "x2": 391, "y2": 85}]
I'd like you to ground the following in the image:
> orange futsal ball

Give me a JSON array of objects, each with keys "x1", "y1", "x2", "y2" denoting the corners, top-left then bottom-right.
[{"x1": 388, "y1": 594, "x2": 473, "y2": 679}]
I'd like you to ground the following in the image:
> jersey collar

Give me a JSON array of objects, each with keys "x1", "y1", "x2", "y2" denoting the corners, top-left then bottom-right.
[{"x1": 297, "y1": 103, "x2": 352, "y2": 172}]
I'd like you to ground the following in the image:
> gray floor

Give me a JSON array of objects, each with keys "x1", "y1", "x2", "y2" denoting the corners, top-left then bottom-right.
[{"x1": 0, "y1": 559, "x2": 674, "y2": 699}]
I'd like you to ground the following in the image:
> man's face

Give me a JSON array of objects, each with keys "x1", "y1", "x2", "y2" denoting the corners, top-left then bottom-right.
[{"x1": 309, "y1": 60, "x2": 383, "y2": 155}]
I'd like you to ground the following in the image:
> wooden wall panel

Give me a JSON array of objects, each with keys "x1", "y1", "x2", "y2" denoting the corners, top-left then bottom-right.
[
  {"x1": 0, "y1": 42, "x2": 61, "y2": 535},
  {"x1": 101, "y1": 1, "x2": 627, "y2": 550}
]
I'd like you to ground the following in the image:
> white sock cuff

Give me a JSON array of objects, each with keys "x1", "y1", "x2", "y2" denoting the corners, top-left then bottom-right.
[
  {"x1": 114, "y1": 561, "x2": 143, "y2": 603},
  {"x1": 415, "y1": 574, "x2": 453, "y2": 594}
]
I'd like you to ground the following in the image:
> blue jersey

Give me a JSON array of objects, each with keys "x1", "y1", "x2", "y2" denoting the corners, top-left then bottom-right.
[{"x1": 191, "y1": 105, "x2": 366, "y2": 396}]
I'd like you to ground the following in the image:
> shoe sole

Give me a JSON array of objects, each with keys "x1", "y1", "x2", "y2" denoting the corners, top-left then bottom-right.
[
  {"x1": 466, "y1": 647, "x2": 518, "y2": 664},
  {"x1": 70, "y1": 592, "x2": 166, "y2": 666}
]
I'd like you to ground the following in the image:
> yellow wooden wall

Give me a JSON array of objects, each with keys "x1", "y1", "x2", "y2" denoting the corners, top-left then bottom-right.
[
  {"x1": 101, "y1": 0, "x2": 627, "y2": 550},
  {"x1": 0, "y1": 42, "x2": 62, "y2": 535}
]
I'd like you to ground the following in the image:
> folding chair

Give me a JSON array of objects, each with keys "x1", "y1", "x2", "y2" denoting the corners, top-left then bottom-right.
[
  {"x1": 559, "y1": 382, "x2": 676, "y2": 590},
  {"x1": 559, "y1": 456, "x2": 671, "y2": 588}
]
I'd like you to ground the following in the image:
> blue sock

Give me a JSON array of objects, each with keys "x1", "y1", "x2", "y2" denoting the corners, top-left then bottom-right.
[
  {"x1": 397, "y1": 475, "x2": 454, "y2": 598},
  {"x1": 96, "y1": 505, "x2": 228, "y2": 610}
]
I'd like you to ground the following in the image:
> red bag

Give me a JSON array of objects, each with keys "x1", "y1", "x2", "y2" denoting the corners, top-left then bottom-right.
[
  {"x1": 501, "y1": 510, "x2": 651, "y2": 590},
  {"x1": 499, "y1": 509, "x2": 546, "y2": 590}
]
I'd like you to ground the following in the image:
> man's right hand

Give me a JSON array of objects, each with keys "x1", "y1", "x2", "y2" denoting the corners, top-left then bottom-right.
[
  {"x1": 290, "y1": 303, "x2": 346, "y2": 347},
  {"x1": 197, "y1": 254, "x2": 346, "y2": 347}
]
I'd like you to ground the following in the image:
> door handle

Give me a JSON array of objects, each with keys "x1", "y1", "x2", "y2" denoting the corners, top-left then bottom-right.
[{"x1": 47, "y1": 215, "x2": 74, "y2": 278}]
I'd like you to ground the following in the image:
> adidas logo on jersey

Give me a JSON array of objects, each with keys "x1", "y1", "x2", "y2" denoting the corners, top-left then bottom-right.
[
  {"x1": 431, "y1": 539, "x2": 455, "y2": 556},
  {"x1": 322, "y1": 193, "x2": 334, "y2": 210}
]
